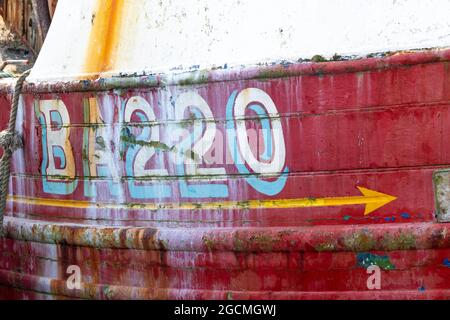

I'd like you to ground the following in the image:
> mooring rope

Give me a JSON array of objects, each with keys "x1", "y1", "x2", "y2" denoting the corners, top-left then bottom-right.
[{"x1": 0, "y1": 70, "x2": 31, "y2": 236}]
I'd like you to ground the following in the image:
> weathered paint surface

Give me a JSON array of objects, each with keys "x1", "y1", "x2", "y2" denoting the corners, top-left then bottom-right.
[
  {"x1": 84, "y1": 0, "x2": 125, "y2": 77},
  {"x1": 29, "y1": 0, "x2": 450, "y2": 82},
  {"x1": 1, "y1": 50, "x2": 450, "y2": 299}
]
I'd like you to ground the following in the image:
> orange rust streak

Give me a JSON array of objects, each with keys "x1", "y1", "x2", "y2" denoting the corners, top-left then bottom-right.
[{"x1": 84, "y1": 0, "x2": 125, "y2": 77}]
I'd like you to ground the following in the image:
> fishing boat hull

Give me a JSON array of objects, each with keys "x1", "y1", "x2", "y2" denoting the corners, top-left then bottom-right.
[{"x1": 1, "y1": 49, "x2": 450, "y2": 299}]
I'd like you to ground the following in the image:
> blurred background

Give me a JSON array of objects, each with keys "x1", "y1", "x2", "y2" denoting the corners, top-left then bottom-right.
[{"x1": 0, "y1": 0, "x2": 57, "y2": 75}]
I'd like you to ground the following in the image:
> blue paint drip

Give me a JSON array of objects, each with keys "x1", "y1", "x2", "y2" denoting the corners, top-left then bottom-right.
[
  {"x1": 418, "y1": 286, "x2": 426, "y2": 292},
  {"x1": 356, "y1": 253, "x2": 395, "y2": 270},
  {"x1": 400, "y1": 213, "x2": 411, "y2": 219},
  {"x1": 443, "y1": 258, "x2": 450, "y2": 268}
]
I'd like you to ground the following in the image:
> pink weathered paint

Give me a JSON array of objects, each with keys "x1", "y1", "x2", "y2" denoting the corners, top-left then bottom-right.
[{"x1": 1, "y1": 49, "x2": 450, "y2": 299}]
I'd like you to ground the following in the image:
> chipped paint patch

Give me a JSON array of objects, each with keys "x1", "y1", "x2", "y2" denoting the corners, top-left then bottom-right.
[
  {"x1": 433, "y1": 170, "x2": 450, "y2": 222},
  {"x1": 202, "y1": 236, "x2": 218, "y2": 251},
  {"x1": 381, "y1": 232, "x2": 416, "y2": 251},
  {"x1": 357, "y1": 252, "x2": 396, "y2": 270},
  {"x1": 343, "y1": 230, "x2": 376, "y2": 252},
  {"x1": 314, "y1": 242, "x2": 337, "y2": 252}
]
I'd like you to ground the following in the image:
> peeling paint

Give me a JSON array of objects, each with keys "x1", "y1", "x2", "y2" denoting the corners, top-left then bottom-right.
[
  {"x1": 343, "y1": 231, "x2": 376, "y2": 252},
  {"x1": 381, "y1": 232, "x2": 416, "y2": 251}
]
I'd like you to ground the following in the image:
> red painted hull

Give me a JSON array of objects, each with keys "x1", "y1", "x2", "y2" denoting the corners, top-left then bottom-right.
[{"x1": 1, "y1": 49, "x2": 450, "y2": 299}]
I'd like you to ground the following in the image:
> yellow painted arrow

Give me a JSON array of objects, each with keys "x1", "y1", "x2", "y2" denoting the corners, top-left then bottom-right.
[
  {"x1": 8, "y1": 186, "x2": 396, "y2": 215},
  {"x1": 356, "y1": 187, "x2": 397, "y2": 215},
  {"x1": 268, "y1": 186, "x2": 396, "y2": 215}
]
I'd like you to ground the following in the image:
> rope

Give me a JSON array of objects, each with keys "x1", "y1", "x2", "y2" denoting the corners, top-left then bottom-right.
[
  {"x1": 0, "y1": 70, "x2": 30, "y2": 236},
  {"x1": 0, "y1": 71, "x2": 15, "y2": 79}
]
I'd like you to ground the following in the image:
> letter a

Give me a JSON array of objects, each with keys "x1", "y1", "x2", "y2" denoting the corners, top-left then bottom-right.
[
  {"x1": 66, "y1": 265, "x2": 81, "y2": 290},
  {"x1": 367, "y1": 265, "x2": 381, "y2": 290}
]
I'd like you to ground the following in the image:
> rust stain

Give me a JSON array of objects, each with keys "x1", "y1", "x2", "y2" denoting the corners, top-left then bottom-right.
[{"x1": 84, "y1": 0, "x2": 126, "y2": 78}]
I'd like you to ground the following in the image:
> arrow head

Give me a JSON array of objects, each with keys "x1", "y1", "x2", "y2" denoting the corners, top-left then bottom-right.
[{"x1": 357, "y1": 186, "x2": 397, "y2": 215}]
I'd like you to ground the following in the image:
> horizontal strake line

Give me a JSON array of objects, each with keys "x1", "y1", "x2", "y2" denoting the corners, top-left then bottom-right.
[{"x1": 7, "y1": 187, "x2": 396, "y2": 215}]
